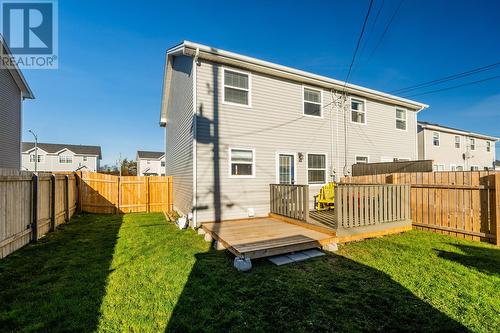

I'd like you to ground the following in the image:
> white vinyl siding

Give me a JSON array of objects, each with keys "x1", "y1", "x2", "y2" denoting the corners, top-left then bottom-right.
[
  {"x1": 303, "y1": 87, "x2": 322, "y2": 117},
  {"x1": 229, "y1": 148, "x2": 255, "y2": 178},
  {"x1": 307, "y1": 154, "x2": 326, "y2": 184},
  {"x1": 395, "y1": 108, "x2": 407, "y2": 130},
  {"x1": 351, "y1": 98, "x2": 366, "y2": 124},
  {"x1": 223, "y1": 68, "x2": 250, "y2": 106}
]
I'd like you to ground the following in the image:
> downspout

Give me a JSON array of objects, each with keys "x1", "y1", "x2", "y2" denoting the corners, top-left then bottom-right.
[
  {"x1": 415, "y1": 105, "x2": 426, "y2": 160},
  {"x1": 192, "y1": 48, "x2": 199, "y2": 228}
]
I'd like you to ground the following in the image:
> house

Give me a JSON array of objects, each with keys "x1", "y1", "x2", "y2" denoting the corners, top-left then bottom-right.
[
  {"x1": 136, "y1": 151, "x2": 165, "y2": 176},
  {"x1": 417, "y1": 121, "x2": 498, "y2": 171},
  {"x1": 160, "y1": 41, "x2": 428, "y2": 226},
  {"x1": 0, "y1": 37, "x2": 35, "y2": 169},
  {"x1": 21, "y1": 142, "x2": 102, "y2": 172}
]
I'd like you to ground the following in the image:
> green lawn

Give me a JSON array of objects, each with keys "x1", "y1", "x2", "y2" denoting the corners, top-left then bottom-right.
[{"x1": 0, "y1": 213, "x2": 498, "y2": 332}]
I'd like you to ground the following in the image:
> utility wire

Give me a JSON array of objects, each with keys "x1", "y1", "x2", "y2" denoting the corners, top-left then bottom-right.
[
  {"x1": 366, "y1": 0, "x2": 404, "y2": 62},
  {"x1": 389, "y1": 62, "x2": 500, "y2": 94},
  {"x1": 402, "y1": 75, "x2": 500, "y2": 98},
  {"x1": 343, "y1": 0, "x2": 374, "y2": 90}
]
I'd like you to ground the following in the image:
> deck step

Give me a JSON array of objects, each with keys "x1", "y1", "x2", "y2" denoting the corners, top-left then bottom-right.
[{"x1": 233, "y1": 235, "x2": 322, "y2": 259}]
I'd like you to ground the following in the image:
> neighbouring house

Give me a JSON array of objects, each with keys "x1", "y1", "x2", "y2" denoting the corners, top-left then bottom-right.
[
  {"x1": 21, "y1": 142, "x2": 102, "y2": 172},
  {"x1": 0, "y1": 37, "x2": 35, "y2": 169},
  {"x1": 136, "y1": 151, "x2": 165, "y2": 176},
  {"x1": 417, "y1": 121, "x2": 498, "y2": 171},
  {"x1": 160, "y1": 41, "x2": 428, "y2": 225}
]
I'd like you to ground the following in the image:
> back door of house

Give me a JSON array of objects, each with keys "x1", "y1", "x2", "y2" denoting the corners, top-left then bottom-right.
[{"x1": 279, "y1": 154, "x2": 295, "y2": 184}]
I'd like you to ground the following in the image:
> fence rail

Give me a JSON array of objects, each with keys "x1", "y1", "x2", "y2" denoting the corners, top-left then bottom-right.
[
  {"x1": 334, "y1": 184, "x2": 411, "y2": 229},
  {"x1": 341, "y1": 170, "x2": 500, "y2": 245},
  {"x1": 0, "y1": 169, "x2": 78, "y2": 259},
  {"x1": 270, "y1": 184, "x2": 309, "y2": 222}
]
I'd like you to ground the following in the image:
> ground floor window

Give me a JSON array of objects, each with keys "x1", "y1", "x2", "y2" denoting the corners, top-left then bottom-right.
[
  {"x1": 229, "y1": 148, "x2": 255, "y2": 177},
  {"x1": 355, "y1": 156, "x2": 369, "y2": 164},
  {"x1": 307, "y1": 154, "x2": 326, "y2": 184},
  {"x1": 470, "y1": 165, "x2": 479, "y2": 171},
  {"x1": 433, "y1": 164, "x2": 445, "y2": 171}
]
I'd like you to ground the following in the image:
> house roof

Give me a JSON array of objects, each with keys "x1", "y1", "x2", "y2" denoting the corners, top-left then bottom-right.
[
  {"x1": 160, "y1": 41, "x2": 428, "y2": 125},
  {"x1": 22, "y1": 142, "x2": 102, "y2": 158},
  {"x1": 418, "y1": 121, "x2": 499, "y2": 141},
  {"x1": 0, "y1": 36, "x2": 34, "y2": 99},
  {"x1": 137, "y1": 151, "x2": 165, "y2": 159}
]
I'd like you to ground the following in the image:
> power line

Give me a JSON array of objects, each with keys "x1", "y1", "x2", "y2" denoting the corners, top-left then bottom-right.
[
  {"x1": 343, "y1": 0, "x2": 374, "y2": 89},
  {"x1": 389, "y1": 62, "x2": 500, "y2": 94},
  {"x1": 356, "y1": 0, "x2": 385, "y2": 68},
  {"x1": 366, "y1": 0, "x2": 405, "y2": 62},
  {"x1": 402, "y1": 75, "x2": 500, "y2": 98}
]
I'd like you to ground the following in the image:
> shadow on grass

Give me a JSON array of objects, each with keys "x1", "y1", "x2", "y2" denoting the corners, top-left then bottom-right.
[
  {"x1": 165, "y1": 250, "x2": 468, "y2": 333},
  {"x1": 0, "y1": 213, "x2": 123, "y2": 332},
  {"x1": 435, "y1": 243, "x2": 500, "y2": 276}
]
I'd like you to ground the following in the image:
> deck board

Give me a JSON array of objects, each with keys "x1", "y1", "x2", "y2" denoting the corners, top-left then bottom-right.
[{"x1": 202, "y1": 217, "x2": 336, "y2": 259}]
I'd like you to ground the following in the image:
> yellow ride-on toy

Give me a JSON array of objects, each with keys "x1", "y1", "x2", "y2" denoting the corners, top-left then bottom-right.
[{"x1": 314, "y1": 182, "x2": 336, "y2": 211}]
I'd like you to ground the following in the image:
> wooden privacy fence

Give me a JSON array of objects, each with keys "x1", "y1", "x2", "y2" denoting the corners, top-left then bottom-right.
[
  {"x1": 341, "y1": 171, "x2": 500, "y2": 245},
  {"x1": 79, "y1": 172, "x2": 173, "y2": 214},
  {"x1": 334, "y1": 184, "x2": 411, "y2": 229},
  {"x1": 270, "y1": 184, "x2": 309, "y2": 222},
  {"x1": 0, "y1": 169, "x2": 78, "y2": 259}
]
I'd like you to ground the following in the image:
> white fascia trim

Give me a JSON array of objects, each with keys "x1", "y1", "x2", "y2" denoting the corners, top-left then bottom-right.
[
  {"x1": 420, "y1": 124, "x2": 499, "y2": 142},
  {"x1": 180, "y1": 40, "x2": 428, "y2": 110}
]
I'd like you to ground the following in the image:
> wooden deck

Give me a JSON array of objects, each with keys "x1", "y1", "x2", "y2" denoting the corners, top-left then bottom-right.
[
  {"x1": 201, "y1": 217, "x2": 337, "y2": 259},
  {"x1": 308, "y1": 210, "x2": 337, "y2": 229}
]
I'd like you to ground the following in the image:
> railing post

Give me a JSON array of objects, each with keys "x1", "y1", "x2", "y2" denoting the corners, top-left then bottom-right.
[
  {"x1": 303, "y1": 185, "x2": 309, "y2": 222},
  {"x1": 31, "y1": 173, "x2": 38, "y2": 242}
]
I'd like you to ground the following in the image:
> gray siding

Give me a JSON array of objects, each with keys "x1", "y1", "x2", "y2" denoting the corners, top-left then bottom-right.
[
  {"x1": 0, "y1": 67, "x2": 21, "y2": 169},
  {"x1": 195, "y1": 60, "x2": 418, "y2": 223},
  {"x1": 165, "y1": 55, "x2": 194, "y2": 215}
]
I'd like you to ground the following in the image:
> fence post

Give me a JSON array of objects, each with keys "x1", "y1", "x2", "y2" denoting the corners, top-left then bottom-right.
[
  {"x1": 495, "y1": 173, "x2": 500, "y2": 246},
  {"x1": 146, "y1": 177, "x2": 150, "y2": 213},
  {"x1": 116, "y1": 175, "x2": 120, "y2": 214},
  {"x1": 31, "y1": 173, "x2": 38, "y2": 242},
  {"x1": 50, "y1": 174, "x2": 56, "y2": 231},
  {"x1": 64, "y1": 175, "x2": 70, "y2": 221}
]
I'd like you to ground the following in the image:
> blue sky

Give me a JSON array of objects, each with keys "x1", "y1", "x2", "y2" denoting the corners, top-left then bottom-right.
[{"x1": 20, "y1": 0, "x2": 500, "y2": 165}]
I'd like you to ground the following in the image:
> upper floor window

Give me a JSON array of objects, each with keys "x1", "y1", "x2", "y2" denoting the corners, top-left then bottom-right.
[
  {"x1": 486, "y1": 141, "x2": 491, "y2": 152},
  {"x1": 83, "y1": 156, "x2": 87, "y2": 161},
  {"x1": 470, "y1": 138, "x2": 475, "y2": 150},
  {"x1": 395, "y1": 108, "x2": 406, "y2": 130},
  {"x1": 29, "y1": 154, "x2": 43, "y2": 163},
  {"x1": 223, "y1": 68, "x2": 250, "y2": 106},
  {"x1": 351, "y1": 98, "x2": 366, "y2": 124},
  {"x1": 59, "y1": 155, "x2": 72, "y2": 164},
  {"x1": 303, "y1": 87, "x2": 322, "y2": 117},
  {"x1": 230, "y1": 148, "x2": 255, "y2": 177},
  {"x1": 161, "y1": 161, "x2": 166, "y2": 167},
  {"x1": 455, "y1": 136, "x2": 460, "y2": 148},
  {"x1": 433, "y1": 132, "x2": 440, "y2": 146},
  {"x1": 307, "y1": 154, "x2": 326, "y2": 184},
  {"x1": 355, "y1": 156, "x2": 369, "y2": 164}
]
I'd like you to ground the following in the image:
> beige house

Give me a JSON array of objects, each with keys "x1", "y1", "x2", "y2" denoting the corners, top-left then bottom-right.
[
  {"x1": 417, "y1": 121, "x2": 498, "y2": 171},
  {"x1": 160, "y1": 41, "x2": 427, "y2": 225},
  {"x1": 136, "y1": 151, "x2": 165, "y2": 176}
]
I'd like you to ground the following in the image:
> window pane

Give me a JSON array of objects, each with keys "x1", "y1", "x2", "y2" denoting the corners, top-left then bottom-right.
[
  {"x1": 304, "y1": 88, "x2": 321, "y2": 103},
  {"x1": 352, "y1": 111, "x2": 365, "y2": 123},
  {"x1": 356, "y1": 156, "x2": 368, "y2": 164},
  {"x1": 224, "y1": 70, "x2": 248, "y2": 89},
  {"x1": 351, "y1": 99, "x2": 364, "y2": 111},
  {"x1": 231, "y1": 149, "x2": 253, "y2": 162},
  {"x1": 225, "y1": 87, "x2": 248, "y2": 105},
  {"x1": 304, "y1": 102, "x2": 321, "y2": 116},
  {"x1": 308, "y1": 170, "x2": 325, "y2": 183},
  {"x1": 396, "y1": 109, "x2": 405, "y2": 119},
  {"x1": 396, "y1": 119, "x2": 406, "y2": 130},
  {"x1": 308, "y1": 154, "x2": 325, "y2": 168},
  {"x1": 231, "y1": 163, "x2": 252, "y2": 176}
]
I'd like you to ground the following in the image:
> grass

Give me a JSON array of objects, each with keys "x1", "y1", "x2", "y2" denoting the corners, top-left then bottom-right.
[{"x1": 0, "y1": 213, "x2": 498, "y2": 332}]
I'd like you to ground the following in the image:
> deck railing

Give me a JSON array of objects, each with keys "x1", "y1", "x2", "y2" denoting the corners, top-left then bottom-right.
[
  {"x1": 334, "y1": 184, "x2": 411, "y2": 229},
  {"x1": 270, "y1": 184, "x2": 309, "y2": 222}
]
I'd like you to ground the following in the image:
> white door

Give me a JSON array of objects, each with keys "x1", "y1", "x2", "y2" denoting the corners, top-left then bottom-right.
[{"x1": 279, "y1": 154, "x2": 295, "y2": 184}]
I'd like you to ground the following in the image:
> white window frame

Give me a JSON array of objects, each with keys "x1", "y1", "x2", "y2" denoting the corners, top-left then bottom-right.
[
  {"x1": 432, "y1": 131, "x2": 440, "y2": 146},
  {"x1": 450, "y1": 164, "x2": 457, "y2": 171},
  {"x1": 355, "y1": 155, "x2": 369, "y2": 164},
  {"x1": 486, "y1": 141, "x2": 491, "y2": 152},
  {"x1": 83, "y1": 156, "x2": 88, "y2": 161},
  {"x1": 275, "y1": 151, "x2": 298, "y2": 184},
  {"x1": 470, "y1": 165, "x2": 479, "y2": 171},
  {"x1": 222, "y1": 67, "x2": 252, "y2": 108},
  {"x1": 433, "y1": 164, "x2": 445, "y2": 172},
  {"x1": 306, "y1": 153, "x2": 328, "y2": 185},
  {"x1": 302, "y1": 86, "x2": 323, "y2": 118},
  {"x1": 59, "y1": 155, "x2": 73, "y2": 164},
  {"x1": 228, "y1": 147, "x2": 256, "y2": 179},
  {"x1": 350, "y1": 97, "x2": 367, "y2": 125},
  {"x1": 394, "y1": 157, "x2": 410, "y2": 162},
  {"x1": 469, "y1": 138, "x2": 475, "y2": 150},
  {"x1": 395, "y1": 107, "x2": 407, "y2": 131},
  {"x1": 455, "y1": 136, "x2": 461, "y2": 149},
  {"x1": 29, "y1": 154, "x2": 44, "y2": 163}
]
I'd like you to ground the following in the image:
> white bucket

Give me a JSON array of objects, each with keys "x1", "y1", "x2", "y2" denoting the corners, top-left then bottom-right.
[{"x1": 177, "y1": 216, "x2": 188, "y2": 229}]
